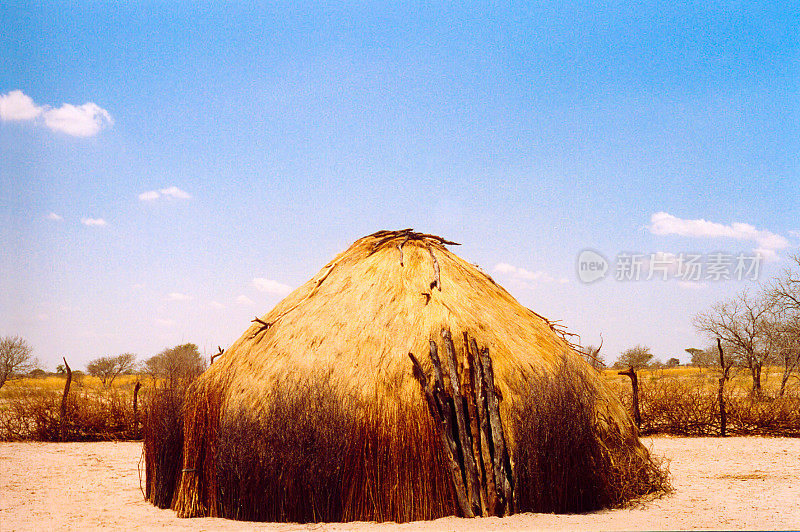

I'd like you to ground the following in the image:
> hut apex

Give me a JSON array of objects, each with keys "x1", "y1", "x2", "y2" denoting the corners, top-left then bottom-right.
[{"x1": 144, "y1": 229, "x2": 669, "y2": 523}]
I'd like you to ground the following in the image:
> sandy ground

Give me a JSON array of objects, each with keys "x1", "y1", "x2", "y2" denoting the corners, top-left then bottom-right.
[{"x1": 1, "y1": 436, "x2": 798, "y2": 531}]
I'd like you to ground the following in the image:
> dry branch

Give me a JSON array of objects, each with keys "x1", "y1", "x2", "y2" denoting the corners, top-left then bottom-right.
[
  {"x1": 251, "y1": 317, "x2": 271, "y2": 338},
  {"x1": 210, "y1": 346, "x2": 224, "y2": 365}
]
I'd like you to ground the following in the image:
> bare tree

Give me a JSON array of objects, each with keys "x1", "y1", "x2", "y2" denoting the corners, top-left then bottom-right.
[
  {"x1": 86, "y1": 353, "x2": 137, "y2": 387},
  {"x1": 767, "y1": 255, "x2": 800, "y2": 395},
  {"x1": 764, "y1": 312, "x2": 800, "y2": 396},
  {"x1": 0, "y1": 335, "x2": 37, "y2": 389},
  {"x1": 769, "y1": 254, "x2": 800, "y2": 310},
  {"x1": 694, "y1": 290, "x2": 774, "y2": 395},
  {"x1": 615, "y1": 344, "x2": 653, "y2": 369}
]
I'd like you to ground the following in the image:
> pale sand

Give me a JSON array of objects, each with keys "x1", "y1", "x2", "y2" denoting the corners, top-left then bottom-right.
[{"x1": 1, "y1": 437, "x2": 798, "y2": 531}]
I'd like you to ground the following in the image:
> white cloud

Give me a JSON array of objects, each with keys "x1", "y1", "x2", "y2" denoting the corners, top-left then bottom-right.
[
  {"x1": 492, "y1": 263, "x2": 568, "y2": 286},
  {"x1": 252, "y1": 278, "x2": 293, "y2": 296},
  {"x1": 131, "y1": 283, "x2": 145, "y2": 290},
  {"x1": 81, "y1": 217, "x2": 107, "y2": 227},
  {"x1": 138, "y1": 190, "x2": 160, "y2": 201},
  {"x1": 0, "y1": 90, "x2": 43, "y2": 120},
  {"x1": 159, "y1": 186, "x2": 191, "y2": 199},
  {"x1": 236, "y1": 295, "x2": 256, "y2": 306},
  {"x1": 165, "y1": 292, "x2": 192, "y2": 302},
  {"x1": 138, "y1": 186, "x2": 191, "y2": 201},
  {"x1": 156, "y1": 318, "x2": 175, "y2": 327},
  {"x1": 43, "y1": 102, "x2": 113, "y2": 137},
  {"x1": 649, "y1": 212, "x2": 789, "y2": 262},
  {"x1": 0, "y1": 90, "x2": 113, "y2": 137},
  {"x1": 46, "y1": 212, "x2": 63, "y2": 221},
  {"x1": 789, "y1": 230, "x2": 800, "y2": 239},
  {"x1": 206, "y1": 301, "x2": 225, "y2": 310}
]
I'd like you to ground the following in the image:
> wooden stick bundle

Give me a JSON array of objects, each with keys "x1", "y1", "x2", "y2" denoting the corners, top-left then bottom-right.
[{"x1": 409, "y1": 330, "x2": 514, "y2": 518}]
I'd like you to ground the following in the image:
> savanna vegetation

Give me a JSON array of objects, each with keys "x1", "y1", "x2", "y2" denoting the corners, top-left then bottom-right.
[
  {"x1": 0, "y1": 343, "x2": 207, "y2": 441},
  {"x1": 3, "y1": 256, "x2": 799, "y2": 442}
]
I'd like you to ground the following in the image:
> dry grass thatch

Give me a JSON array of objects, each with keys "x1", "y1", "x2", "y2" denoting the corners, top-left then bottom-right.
[{"x1": 145, "y1": 229, "x2": 669, "y2": 522}]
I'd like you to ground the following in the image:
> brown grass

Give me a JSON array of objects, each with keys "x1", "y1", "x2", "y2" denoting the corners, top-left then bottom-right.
[{"x1": 511, "y1": 359, "x2": 670, "y2": 513}]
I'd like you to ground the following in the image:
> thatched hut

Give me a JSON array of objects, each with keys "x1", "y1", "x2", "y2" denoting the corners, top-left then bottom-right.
[{"x1": 144, "y1": 230, "x2": 668, "y2": 523}]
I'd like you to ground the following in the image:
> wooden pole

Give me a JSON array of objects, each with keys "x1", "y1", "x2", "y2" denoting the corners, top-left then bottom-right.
[
  {"x1": 717, "y1": 339, "x2": 729, "y2": 437},
  {"x1": 410, "y1": 335, "x2": 515, "y2": 518},
  {"x1": 470, "y1": 338, "x2": 497, "y2": 515},
  {"x1": 618, "y1": 367, "x2": 641, "y2": 428},
  {"x1": 442, "y1": 330, "x2": 481, "y2": 516},
  {"x1": 480, "y1": 346, "x2": 513, "y2": 515},
  {"x1": 132, "y1": 381, "x2": 142, "y2": 439},
  {"x1": 463, "y1": 334, "x2": 489, "y2": 516},
  {"x1": 59, "y1": 357, "x2": 72, "y2": 441},
  {"x1": 408, "y1": 352, "x2": 473, "y2": 517}
]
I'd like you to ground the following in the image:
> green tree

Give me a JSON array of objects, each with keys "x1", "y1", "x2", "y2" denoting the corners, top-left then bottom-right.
[
  {"x1": 615, "y1": 345, "x2": 653, "y2": 369},
  {"x1": 686, "y1": 347, "x2": 716, "y2": 371},
  {"x1": 144, "y1": 343, "x2": 206, "y2": 386},
  {"x1": 86, "y1": 353, "x2": 137, "y2": 387}
]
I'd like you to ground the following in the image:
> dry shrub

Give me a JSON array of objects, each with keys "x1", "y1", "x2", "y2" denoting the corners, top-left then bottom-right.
[
  {"x1": 637, "y1": 377, "x2": 718, "y2": 436},
  {"x1": 727, "y1": 395, "x2": 800, "y2": 436},
  {"x1": 618, "y1": 374, "x2": 800, "y2": 436},
  {"x1": 0, "y1": 386, "x2": 137, "y2": 441},
  {"x1": 214, "y1": 374, "x2": 353, "y2": 522},
  {"x1": 143, "y1": 386, "x2": 185, "y2": 508},
  {"x1": 511, "y1": 360, "x2": 670, "y2": 513}
]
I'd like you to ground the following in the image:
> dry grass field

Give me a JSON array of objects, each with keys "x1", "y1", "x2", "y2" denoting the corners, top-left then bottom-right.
[{"x1": 1, "y1": 436, "x2": 799, "y2": 530}]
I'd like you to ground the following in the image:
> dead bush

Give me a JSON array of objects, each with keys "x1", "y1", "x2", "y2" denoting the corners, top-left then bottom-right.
[{"x1": 511, "y1": 360, "x2": 670, "y2": 513}]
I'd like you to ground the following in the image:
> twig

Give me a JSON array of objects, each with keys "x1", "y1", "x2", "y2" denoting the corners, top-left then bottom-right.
[
  {"x1": 210, "y1": 346, "x2": 224, "y2": 365},
  {"x1": 427, "y1": 245, "x2": 442, "y2": 291},
  {"x1": 251, "y1": 317, "x2": 271, "y2": 338}
]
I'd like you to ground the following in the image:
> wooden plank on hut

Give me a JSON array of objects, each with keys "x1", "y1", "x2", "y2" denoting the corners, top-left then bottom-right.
[
  {"x1": 470, "y1": 338, "x2": 497, "y2": 515},
  {"x1": 480, "y1": 346, "x2": 513, "y2": 516},
  {"x1": 442, "y1": 330, "x2": 482, "y2": 517},
  {"x1": 463, "y1": 334, "x2": 489, "y2": 516},
  {"x1": 408, "y1": 352, "x2": 474, "y2": 517}
]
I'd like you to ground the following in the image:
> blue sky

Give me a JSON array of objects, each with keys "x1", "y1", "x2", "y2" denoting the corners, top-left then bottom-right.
[{"x1": 2, "y1": 1, "x2": 798, "y2": 369}]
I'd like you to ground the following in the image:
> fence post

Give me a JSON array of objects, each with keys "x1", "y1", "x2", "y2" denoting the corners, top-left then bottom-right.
[
  {"x1": 132, "y1": 381, "x2": 142, "y2": 439},
  {"x1": 618, "y1": 366, "x2": 641, "y2": 429},
  {"x1": 59, "y1": 357, "x2": 72, "y2": 441},
  {"x1": 717, "y1": 339, "x2": 730, "y2": 437}
]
